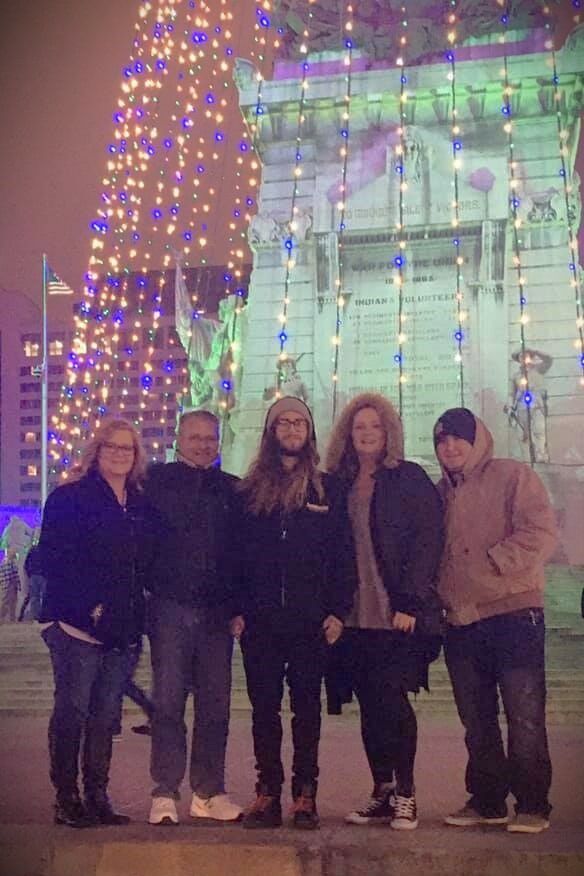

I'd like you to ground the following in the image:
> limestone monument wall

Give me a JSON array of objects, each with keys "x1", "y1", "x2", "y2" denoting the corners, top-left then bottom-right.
[{"x1": 226, "y1": 26, "x2": 584, "y2": 562}]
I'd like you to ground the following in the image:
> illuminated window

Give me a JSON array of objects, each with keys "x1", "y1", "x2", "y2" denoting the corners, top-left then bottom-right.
[
  {"x1": 24, "y1": 432, "x2": 36, "y2": 443},
  {"x1": 27, "y1": 465, "x2": 38, "y2": 477},
  {"x1": 72, "y1": 337, "x2": 87, "y2": 355},
  {"x1": 23, "y1": 340, "x2": 40, "y2": 357},
  {"x1": 49, "y1": 339, "x2": 64, "y2": 356}
]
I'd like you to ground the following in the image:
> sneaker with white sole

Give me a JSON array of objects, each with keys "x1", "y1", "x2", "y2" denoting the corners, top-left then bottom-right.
[
  {"x1": 390, "y1": 794, "x2": 418, "y2": 830},
  {"x1": 506, "y1": 813, "x2": 550, "y2": 834},
  {"x1": 149, "y1": 796, "x2": 179, "y2": 825},
  {"x1": 345, "y1": 785, "x2": 395, "y2": 825},
  {"x1": 190, "y1": 793, "x2": 242, "y2": 822},
  {"x1": 445, "y1": 800, "x2": 508, "y2": 827}
]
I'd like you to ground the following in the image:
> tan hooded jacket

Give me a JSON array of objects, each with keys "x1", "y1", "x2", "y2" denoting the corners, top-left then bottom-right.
[{"x1": 436, "y1": 415, "x2": 557, "y2": 626}]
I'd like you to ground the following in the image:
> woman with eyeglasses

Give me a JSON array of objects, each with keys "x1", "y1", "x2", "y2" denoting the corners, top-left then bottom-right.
[{"x1": 38, "y1": 416, "x2": 156, "y2": 827}]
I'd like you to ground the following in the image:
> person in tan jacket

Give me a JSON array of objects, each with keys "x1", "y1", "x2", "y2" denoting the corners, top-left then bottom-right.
[{"x1": 433, "y1": 407, "x2": 557, "y2": 835}]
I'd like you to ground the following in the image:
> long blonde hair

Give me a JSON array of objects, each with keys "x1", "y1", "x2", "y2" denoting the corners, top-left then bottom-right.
[
  {"x1": 325, "y1": 392, "x2": 404, "y2": 481},
  {"x1": 69, "y1": 417, "x2": 147, "y2": 489},
  {"x1": 240, "y1": 425, "x2": 323, "y2": 516}
]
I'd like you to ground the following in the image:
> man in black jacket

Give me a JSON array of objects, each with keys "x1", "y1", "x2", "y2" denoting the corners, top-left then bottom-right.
[
  {"x1": 146, "y1": 410, "x2": 242, "y2": 826},
  {"x1": 233, "y1": 397, "x2": 355, "y2": 830}
]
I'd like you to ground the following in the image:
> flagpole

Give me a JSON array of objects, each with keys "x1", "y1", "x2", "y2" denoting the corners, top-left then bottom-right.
[{"x1": 41, "y1": 253, "x2": 49, "y2": 510}]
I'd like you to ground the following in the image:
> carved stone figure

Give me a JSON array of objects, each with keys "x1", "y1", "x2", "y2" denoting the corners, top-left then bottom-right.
[{"x1": 248, "y1": 212, "x2": 279, "y2": 248}]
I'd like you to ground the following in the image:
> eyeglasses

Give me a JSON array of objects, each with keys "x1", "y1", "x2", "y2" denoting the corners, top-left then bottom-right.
[
  {"x1": 275, "y1": 417, "x2": 308, "y2": 431},
  {"x1": 101, "y1": 441, "x2": 135, "y2": 455}
]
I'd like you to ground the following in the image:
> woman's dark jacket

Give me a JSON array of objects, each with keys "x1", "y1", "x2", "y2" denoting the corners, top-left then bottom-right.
[
  {"x1": 38, "y1": 470, "x2": 155, "y2": 649},
  {"x1": 239, "y1": 480, "x2": 356, "y2": 628},
  {"x1": 325, "y1": 462, "x2": 445, "y2": 710}
]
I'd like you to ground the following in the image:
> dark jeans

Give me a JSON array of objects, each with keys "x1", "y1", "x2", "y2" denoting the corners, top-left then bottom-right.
[
  {"x1": 444, "y1": 608, "x2": 552, "y2": 817},
  {"x1": 149, "y1": 597, "x2": 233, "y2": 799},
  {"x1": 42, "y1": 622, "x2": 132, "y2": 803},
  {"x1": 113, "y1": 637, "x2": 154, "y2": 735},
  {"x1": 241, "y1": 620, "x2": 328, "y2": 796},
  {"x1": 18, "y1": 574, "x2": 46, "y2": 622},
  {"x1": 340, "y1": 628, "x2": 417, "y2": 796}
]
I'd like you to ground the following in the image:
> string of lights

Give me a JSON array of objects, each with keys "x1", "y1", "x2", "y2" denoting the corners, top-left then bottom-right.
[
  {"x1": 446, "y1": 1, "x2": 467, "y2": 406},
  {"x1": 500, "y1": 5, "x2": 535, "y2": 462},
  {"x1": 272, "y1": 6, "x2": 315, "y2": 398},
  {"x1": 52, "y1": 0, "x2": 273, "y2": 474},
  {"x1": 392, "y1": 6, "x2": 410, "y2": 415},
  {"x1": 543, "y1": 8, "x2": 584, "y2": 386},
  {"x1": 331, "y1": 4, "x2": 355, "y2": 420}
]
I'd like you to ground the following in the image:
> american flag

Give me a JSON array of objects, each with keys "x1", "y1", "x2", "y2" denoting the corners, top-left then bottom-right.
[{"x1": 46, "y1": 265, "x2": 73, "y2": 295}]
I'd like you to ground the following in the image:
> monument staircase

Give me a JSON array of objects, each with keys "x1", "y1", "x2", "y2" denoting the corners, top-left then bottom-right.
[{"x1": 1, "y1": 565, "x2": 583, "y2": 722}]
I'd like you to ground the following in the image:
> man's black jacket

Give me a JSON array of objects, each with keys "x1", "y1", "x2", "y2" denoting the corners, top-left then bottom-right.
[
  {"x1": 144, "y1": 461, "x2": 242, "y2": 617},
  {"x1": 239, "y1": 480, "x2": 356, "y2": 627}
]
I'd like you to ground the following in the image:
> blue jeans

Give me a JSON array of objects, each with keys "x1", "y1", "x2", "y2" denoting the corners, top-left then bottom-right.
[
  {"x1": 444, "y1": 608, "x2": 552, "y2": 817},
  {"x1": 42, "y1": 623, "x2": 132, "y2": 803},
  {"x1": 149, "y1": 597, "x2": 233, "y2": 799}
]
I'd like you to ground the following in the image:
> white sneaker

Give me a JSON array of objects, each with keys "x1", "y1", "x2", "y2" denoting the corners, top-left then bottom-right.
[
  {"x1": 149, "y1": 796, "x2": 179, "y2": 825},
  {"x1": 190, "y1": 793, "x2": 242, "y2": 822}
]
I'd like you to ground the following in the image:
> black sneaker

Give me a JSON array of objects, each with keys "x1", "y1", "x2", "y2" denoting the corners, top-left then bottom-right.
[
  {"x1": 390, "y1": 793, "x2": 418, "y2": 830},
  {"x1": 85, "y1": 798, "x2": 131, "y2": 825},
  {"x1": 345, "y1": 785, "x2": 395, "y2": 825},
  {"x1": 54, "y1": 797, "x2": 95, "y2": 829},
  {"x1": 242, "y1": 793, "x2": 282, "y2": 829},
  {"x1": 291, "y1": 793, "x2": 319, "y2": 830}
]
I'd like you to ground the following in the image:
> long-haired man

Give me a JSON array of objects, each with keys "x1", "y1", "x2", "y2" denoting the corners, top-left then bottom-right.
[{"x1": 232, "y1": 397, "x2": 354, "y2": 830}]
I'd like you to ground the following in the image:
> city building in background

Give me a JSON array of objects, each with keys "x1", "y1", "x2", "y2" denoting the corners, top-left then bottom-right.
[{"x1": 0, "y1": 264, "x2": 249, "y2": 507}]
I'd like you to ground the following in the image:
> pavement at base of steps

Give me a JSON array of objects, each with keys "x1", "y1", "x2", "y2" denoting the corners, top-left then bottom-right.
[{"x1": 0, "y1": 713, "x2": 583, "y2": 876}]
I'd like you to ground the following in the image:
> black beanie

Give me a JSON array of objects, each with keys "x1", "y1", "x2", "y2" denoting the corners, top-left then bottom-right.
[{"x1": 433, "y1": 408, "x2": 477, "y2": 448}]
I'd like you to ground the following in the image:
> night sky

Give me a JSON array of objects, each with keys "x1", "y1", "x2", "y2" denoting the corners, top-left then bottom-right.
[
  {"x1": 0, "y1": 1, "x2": 581, "y2": 310},
  {"x1": 1, "y1": 1, "x2": 139, "y2": 306}
]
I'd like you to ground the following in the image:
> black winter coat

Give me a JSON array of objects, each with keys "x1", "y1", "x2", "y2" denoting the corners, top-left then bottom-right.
[
  {"x1": 39, "y1": 470, "x2": 155, "y2": 649},
  {"x1": 144, "y1": 462, "x2": 242, "y2": 616},
  {"x1": 240, "y1": 481, "x2": 356, "y2": 627},
  {"x1": 325, "y1": 462, "x2": 445, "y2": 712},
  {"x1": 327, "y1": 462, "x2": 444, "y2": 634}
]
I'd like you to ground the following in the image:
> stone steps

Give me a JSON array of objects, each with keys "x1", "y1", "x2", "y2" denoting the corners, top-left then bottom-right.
[
  {"x1": 1, "y1": 564, "x2": 583, "y2": 720},
  {"x1": 1, "y1": 628, "x2": 584, "y2": 721}
]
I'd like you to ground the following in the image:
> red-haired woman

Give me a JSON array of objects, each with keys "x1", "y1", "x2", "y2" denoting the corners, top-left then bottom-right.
[{"x1": 325, "y1": 393, "x2": 444, "y2": 830}]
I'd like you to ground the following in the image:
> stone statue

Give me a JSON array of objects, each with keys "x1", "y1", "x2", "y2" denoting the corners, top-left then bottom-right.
[
  {"x1": 263, "y1": 355, "x2": 310, "y2": 405},
  {"x1": 248, "y1": 212, "x2": 279, "y2": 249},
  {"x1": 505, "y1": 348, "x2": 553, "y2": 464}
]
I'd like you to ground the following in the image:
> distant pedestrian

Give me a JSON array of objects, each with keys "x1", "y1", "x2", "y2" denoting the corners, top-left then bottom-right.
[{"x1": 0, "y1": 549, "x2": 20, "y2": 623}]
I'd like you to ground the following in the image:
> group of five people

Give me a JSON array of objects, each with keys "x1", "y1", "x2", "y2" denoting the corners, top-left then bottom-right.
[{"x1": 37, "y1": 392, "x2": 557, "y2": 834}]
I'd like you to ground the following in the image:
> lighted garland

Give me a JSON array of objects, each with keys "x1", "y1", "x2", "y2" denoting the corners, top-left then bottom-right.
[
  {"x1": 500, "y1": 10, "x2": 536, "y2": 462},
  {"x1": 52, "y1": 0, "x2": 271, "y2": 474},
  {"x1": 546, "y1": 29, "x2": 584, "y2": 385},
  {"x1": 446, "y1": 1, "x2": 467, "y2": 406},
  {"x1": 331, "y1": 5, "x2": 355, "y2": 420},
  {"x1": 274, "y1": 36, "x2": 313, "y2": 394},
  {"x1": 392, "y1": 5, "x2": 410, "y2": 415}
]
